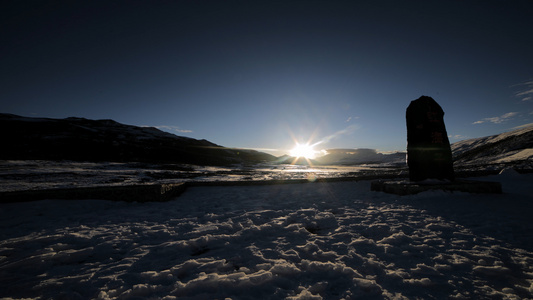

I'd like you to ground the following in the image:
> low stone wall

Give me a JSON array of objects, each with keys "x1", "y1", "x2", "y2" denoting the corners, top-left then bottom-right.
[
  {"x1": 0, "y1": 175, "x2": 505, "y2": 203},
  {"x1": 0, "y1": 183, "x2": 187, "y2": 203},
  {"x1": 0, "y1": 178, "x2": 363, "y2": 203}
]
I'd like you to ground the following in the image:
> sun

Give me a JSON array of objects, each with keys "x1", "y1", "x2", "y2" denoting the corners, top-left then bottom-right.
[{"x1": 290, "y1": 143, "x2": 317, "y2": 159}]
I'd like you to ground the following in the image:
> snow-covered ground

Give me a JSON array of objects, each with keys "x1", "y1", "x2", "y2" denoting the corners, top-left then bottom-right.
[{"x1": 1, "y1": 169, "x2": 532, "y2": 299}]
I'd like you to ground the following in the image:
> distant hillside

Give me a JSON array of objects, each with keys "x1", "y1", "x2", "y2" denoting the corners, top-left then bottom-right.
[
  {"x1": 0, "y1": 113, "x2": 275, "y2": 165},
  {"x1": 314, "y1": 148, "x2": 406, "y2": 166},
  {"x1": 275, "y1": 155, "x2": 320, "y2": 165},
  {"x1": 308, "y1": 124, "x2": 533, "y2": 168},
  {"x1": 451, "y1": 124, "x2": 533, "y2": 167},
  {"x1": 4, "y1": 113, "x2": 531, "y2": 168}
]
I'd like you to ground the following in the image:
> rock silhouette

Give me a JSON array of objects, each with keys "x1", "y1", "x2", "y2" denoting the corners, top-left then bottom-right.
[{"x1": 406, "y1": 96, "x2": 454, "y2": 181}]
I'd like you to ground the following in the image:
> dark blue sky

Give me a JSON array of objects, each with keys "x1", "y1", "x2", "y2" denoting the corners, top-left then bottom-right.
[{"x1": 2, "y1": 0, "x2": 532, "y2": 156}]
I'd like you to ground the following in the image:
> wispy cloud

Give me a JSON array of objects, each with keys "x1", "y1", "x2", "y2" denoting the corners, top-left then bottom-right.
[
  {"x1": 154, "y1": 125, "x2": 193, "y2": 133},
  {"x1": 449, "y1": 134, "x2": 467, "y2": 140},
  {"x1": 514, "y1": 80, "x2": 533, "y2": 102},
  {"x1": 239, "y1": 147, "x2": 280, "y2": 152},
  {"x1": 512, "y1": 122, "x2": 533, "y2": 130},
  {"x1": 345, "y1": 116, "x2": 359, "y2": 122},
  {"x1": 314, "y1": 124, "x2": 360, "y2": 146},
  {"x1": 473, "y1": 112, "x2": 518, "y2": 124}
]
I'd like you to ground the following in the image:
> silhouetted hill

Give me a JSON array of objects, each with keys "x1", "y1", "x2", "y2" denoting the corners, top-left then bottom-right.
[{"x1": 0, "y1": 113, "x2": 275, "y2": 165}]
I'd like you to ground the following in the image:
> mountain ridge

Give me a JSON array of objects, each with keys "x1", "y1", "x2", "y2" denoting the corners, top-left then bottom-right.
[
  {"x1": 314, "y1": 148, "x2": 405, "y2": 166},
  {"x1": 451, "y1": 124, "x2": 533, "y2": 167},
  {"x1": 301, "y1": 125, "x2": 533, "y2": 167},
  {"x1": 2, "y1": 113, "x2": 532, "y2": 169},
  {"x1": 0, "y1": 113, "x2": 275, "y2": 165}
]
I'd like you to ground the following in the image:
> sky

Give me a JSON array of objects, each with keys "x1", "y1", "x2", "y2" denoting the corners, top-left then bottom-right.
[{"x1": 1, "y1": 0, "x2": 533, "y2": 156}]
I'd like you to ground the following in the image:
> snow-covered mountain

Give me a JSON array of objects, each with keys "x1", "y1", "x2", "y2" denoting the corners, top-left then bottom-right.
[
  {"x1": 314, "y1": 148, "x2": 406, "y2": 166},
  {"x1": 308, "y1": 125, "x2": 533, "y2": 168},
  {"x1": 0, "y1": 113, "x2": 275, "y2": 165},
  {"x1": 452, "y1": 124, "x2": 533, "y2": 167}
]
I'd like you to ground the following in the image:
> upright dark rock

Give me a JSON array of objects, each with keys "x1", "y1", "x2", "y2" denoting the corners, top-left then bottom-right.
[{"x1": 406, "y1": 96, "x2": 454, "y2": 182}]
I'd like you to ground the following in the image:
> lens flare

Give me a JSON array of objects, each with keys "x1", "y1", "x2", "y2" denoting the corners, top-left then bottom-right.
[{"x1": 290, "y1": 143, "x2": 317, "y2": 159}]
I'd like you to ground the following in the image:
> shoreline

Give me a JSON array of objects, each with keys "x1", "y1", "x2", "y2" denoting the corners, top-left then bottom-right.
[{"x1": 0, "y1": 168, "x2": 518, "y2": 203}]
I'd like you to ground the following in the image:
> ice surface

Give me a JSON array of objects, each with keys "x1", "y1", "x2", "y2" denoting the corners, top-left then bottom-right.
[
  {"x1": 1, "y1": 171, "x2": 532, "y2": 299},
  {"x1": 0, "y1": 160, "x2": 400, "y2": 192}
]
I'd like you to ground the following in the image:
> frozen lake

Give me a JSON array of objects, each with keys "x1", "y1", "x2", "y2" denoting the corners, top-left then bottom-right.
[{"x1": 0, "y1": 160, "x2": 404, "y2": 192}]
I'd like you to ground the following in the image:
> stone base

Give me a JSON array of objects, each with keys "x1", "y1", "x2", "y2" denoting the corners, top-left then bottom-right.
[{"x1": 370, "y1": 179, "x2": 502, "y2": 196}]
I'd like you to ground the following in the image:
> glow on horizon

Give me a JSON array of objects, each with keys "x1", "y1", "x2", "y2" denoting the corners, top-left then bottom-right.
[
  {"x1": 1, "y1": 1, "x2": 532, "y2": 156},
  {"x1": 289, "y1": 143, "x2": 319, "y2": 159}
]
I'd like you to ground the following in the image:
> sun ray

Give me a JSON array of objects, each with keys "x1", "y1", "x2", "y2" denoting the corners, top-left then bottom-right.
[{"x1": 290, "y1": 143, "x2": 317, "y2": 159}]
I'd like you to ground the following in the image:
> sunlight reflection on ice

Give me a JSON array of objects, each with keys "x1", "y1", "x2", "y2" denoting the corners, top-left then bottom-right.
[{"x1": 0, "y1": 160, "x2": 399, "y2": 192}]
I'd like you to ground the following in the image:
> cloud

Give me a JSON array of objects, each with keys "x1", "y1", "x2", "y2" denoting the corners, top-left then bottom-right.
[
  {"x1": 238, "y1": 147, "x2": 279, "y2": 152},
  {"x1": 314, "y1": 124, "x2": 360, "y2": 146},
  {"x1": 473, "y1": 112, "x2": 518, "y2": 124},
  {"x1": 514, "y1": 80, "x2": 533, "y2": 101},
  {"x1": 155, "y1": 125, "x2": 193, "y2": 133},
  {"x1": 449, "y1": 134, "x2": 467, "y2": 140},
  {"x1": 512, "y1": 122, "x2": 533, "y2": 130},
  {"x1": 345, "y1": 116, "x2": 359, "y2": 122}
]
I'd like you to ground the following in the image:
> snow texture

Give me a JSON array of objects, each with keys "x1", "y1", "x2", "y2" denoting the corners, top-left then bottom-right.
[{"x1": 1, "y1": 171, "x2": 533, "y2": 299}]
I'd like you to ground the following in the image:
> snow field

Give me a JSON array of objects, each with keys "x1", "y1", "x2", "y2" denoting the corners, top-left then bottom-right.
[{"x1": 1, "y1": 173, "x2": 533, "y2": 299}]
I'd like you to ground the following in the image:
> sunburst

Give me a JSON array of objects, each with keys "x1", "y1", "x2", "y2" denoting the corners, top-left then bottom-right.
[{"x1": 289, "y1": 143, "x2": 317, "y2": 159}]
